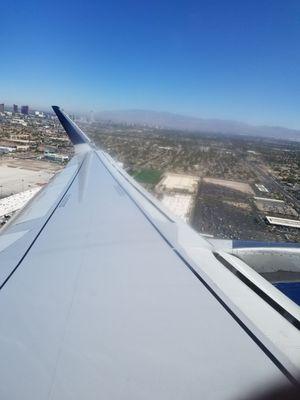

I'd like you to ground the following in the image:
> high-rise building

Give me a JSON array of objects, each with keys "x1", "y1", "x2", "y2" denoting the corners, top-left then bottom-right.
[
  {"x1": 21, "y1": 105, "x2": 29, "y2": 115},
  {"x1": 13, "y1": 104, "x2": 18, "y2": 113},
  {"x1": 0, "y1": 104, "x2": 4, "y2": 113}
]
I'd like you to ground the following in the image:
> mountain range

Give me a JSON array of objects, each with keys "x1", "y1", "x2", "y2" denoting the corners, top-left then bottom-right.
[{"x1": 96, "y1": 109, "x2": 300, "y2": 140}]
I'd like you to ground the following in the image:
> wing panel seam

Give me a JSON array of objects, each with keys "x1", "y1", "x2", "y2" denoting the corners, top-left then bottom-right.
[{"x1": 0, "y1": 159, "x2": 85, "y2": 291}]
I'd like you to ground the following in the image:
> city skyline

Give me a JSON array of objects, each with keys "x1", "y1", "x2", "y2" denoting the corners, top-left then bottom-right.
[
  {"x1": 1, "y1": 1, "x2": 300, "y2": 129},
  {"x1": 1, "y1": 101, "x2": 300, "y2": 138}
]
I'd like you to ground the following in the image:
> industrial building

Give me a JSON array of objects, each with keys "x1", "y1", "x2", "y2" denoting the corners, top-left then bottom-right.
[
  {"x1": 157, "y1": 173, "x2": 199, "y2": 194},
  {"x1": 0, "y1": 146, "x2": 16, "y2": 154},
  {"x1": 254, "y1": 197, "x2": 298, "y2": 217},
  {"x1": 161, "y1": 193, "x2": 193, "y2": 222},
  {"x1": 266, "y1": 216, "x2": 300, "y2": 229},
  {"x1": 44, "y1": 152, "x2": 69, "y2": 163},
  {"x1": 34, "y1": 111, "x2": 44, "y2": 117},
  {"x1": 156, "y1": 173, "x2": 199, "y2": 222}
]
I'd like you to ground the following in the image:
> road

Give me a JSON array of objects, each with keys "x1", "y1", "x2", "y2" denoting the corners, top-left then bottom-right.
[{"x1": 247, "y1": 161, "x2": 300, "y2": 211}]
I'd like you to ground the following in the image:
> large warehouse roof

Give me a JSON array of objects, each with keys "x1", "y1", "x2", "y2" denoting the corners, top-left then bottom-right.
[{"x1": 266, "y1": 216, "x2": 300, "y2": 229}]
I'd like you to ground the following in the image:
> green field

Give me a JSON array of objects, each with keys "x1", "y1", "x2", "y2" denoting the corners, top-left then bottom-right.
[{"x1": 133, "y1": 169, "x2": 162, "y2": 185}]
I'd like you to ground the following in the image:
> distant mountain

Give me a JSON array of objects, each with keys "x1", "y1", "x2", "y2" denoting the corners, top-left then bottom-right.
[{"x1": 96, "y1": 109, "x2": 300, "y2": 140}]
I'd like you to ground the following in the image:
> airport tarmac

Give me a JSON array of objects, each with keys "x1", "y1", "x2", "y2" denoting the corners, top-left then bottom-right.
[{"x1": 0, "y1": 158, "x2": 61, "y2": 198}]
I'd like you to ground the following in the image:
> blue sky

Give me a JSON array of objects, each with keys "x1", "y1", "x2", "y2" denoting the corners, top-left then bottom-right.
[{"x1": 1, "y1": 0, "x2": 300, "y2": 128}]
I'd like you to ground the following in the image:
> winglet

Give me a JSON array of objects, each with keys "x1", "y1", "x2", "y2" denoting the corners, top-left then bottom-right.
[{"x1": 52, "y1": 106, "x2": 91, "y2": 145}]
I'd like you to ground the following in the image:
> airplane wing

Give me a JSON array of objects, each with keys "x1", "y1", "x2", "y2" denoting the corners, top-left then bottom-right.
[{"x1": 0, "y1": 106, "x2": 299, "y2": 399}]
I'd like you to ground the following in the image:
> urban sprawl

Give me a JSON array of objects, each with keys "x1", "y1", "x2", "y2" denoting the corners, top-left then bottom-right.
[{"x1": 1, "y1": 103, "x2": 300, "y2": 243}]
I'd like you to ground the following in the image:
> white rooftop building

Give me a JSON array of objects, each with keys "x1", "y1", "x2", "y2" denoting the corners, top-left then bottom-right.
[
  {"x1": 157, "y1": 173, "x2": 199, "y2": 194},
  {"x1": 266, "y1": 216, "x2": 300, "y2": 229},
  {"x1": 161, "y1": 194, "x2": 193, "y2": 222},
  {"x1": 156, "y1": 173, "x2": 200, "y2": 222}
]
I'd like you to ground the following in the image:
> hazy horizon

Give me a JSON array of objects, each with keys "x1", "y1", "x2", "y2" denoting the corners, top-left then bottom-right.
[{"x1": 2, "y1": 101, "x2": 300, "y2": 134}]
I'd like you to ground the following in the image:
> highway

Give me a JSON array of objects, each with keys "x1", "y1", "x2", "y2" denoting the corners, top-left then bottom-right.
[{"x1": 248, "y1": 161, "x2": 300, "y2": 211}]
